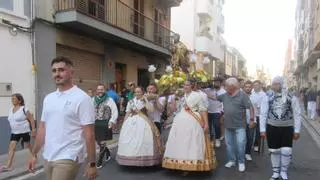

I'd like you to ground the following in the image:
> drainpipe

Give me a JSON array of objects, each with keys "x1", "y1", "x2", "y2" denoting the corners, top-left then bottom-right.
[{"x1": 30, "y1": 0, "x2": 38, "y2": 120}]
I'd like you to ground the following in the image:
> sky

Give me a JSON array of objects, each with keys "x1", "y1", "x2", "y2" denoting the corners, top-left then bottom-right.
[{"x1": 223, "y1": 0, "x2": 297, "y2": 77}]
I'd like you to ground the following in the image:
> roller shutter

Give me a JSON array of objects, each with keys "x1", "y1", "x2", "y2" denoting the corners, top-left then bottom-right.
[{"x1": 56, "y1": 44, "x2": 102, "y2": 91}]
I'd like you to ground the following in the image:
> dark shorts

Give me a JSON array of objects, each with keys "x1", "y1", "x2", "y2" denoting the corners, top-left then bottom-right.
[
  {"x1": 266, "y1": 124, "x2": 293, "y2": 149},
  {"x1": 154, "y1": 122, "x2": 161, "y2": 133},
  {"x1": 10, "y1": 132, "x2": 30, "y2": 143},
  {"x1": 95, "y1": 120, "x2": 112, "y2": 142}
]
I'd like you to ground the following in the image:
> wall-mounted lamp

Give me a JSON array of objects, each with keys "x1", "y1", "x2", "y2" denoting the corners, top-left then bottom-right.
[
  {"x1": 6, "y1": 84, "x2": 12, "y2": 91},
  {"x1": 9, "y1": 26, "x2": 18, "y2": 36}
]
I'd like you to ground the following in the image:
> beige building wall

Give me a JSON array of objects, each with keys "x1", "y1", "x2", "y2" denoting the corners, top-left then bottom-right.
[
  {"x1": 56, "y1": 29, "x2": 104, "y2": 54},
  {"x1": 314, "y1": 1, "x2": 320, "y2": 48},
  {"x1": 36, "y1": 0, "x2": 55, "y2": 22},
  {"x1": 225, "y1": 51, "x2": 233, "y2": 76},
  {"x1": 113, "y1": 47, "x2": 148, "y2": 83}
]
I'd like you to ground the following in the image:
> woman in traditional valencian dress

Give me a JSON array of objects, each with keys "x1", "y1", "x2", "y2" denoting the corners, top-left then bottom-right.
[
  {"x1": 162, "y1": 79, "x2": 217, "y2": 172},
  {"x1": 116, "y1": 87, "x2": 162, "y2": 166}
]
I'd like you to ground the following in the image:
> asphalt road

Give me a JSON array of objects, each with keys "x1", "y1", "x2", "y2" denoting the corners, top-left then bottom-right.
[{"x1": 24, "y1": 127, "x2": 320, "y2": 180}]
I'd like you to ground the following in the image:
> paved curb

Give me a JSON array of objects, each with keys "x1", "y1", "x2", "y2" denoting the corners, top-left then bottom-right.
[
  {"x1": 302, "y1": 118, "x2": 320, "y2": 149},
  {"x1": 2, "y1": 142, "x2": 118, "y2": 180},
  {"x1": 1, "y1": 166, "x2": 43, "y2": 180}
]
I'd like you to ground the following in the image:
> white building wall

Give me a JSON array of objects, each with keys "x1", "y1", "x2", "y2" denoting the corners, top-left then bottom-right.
[
  {"x1": 0, "y1": 6, "x2": 35, "y2": 117},
  {"x1": 171, "y1": 0, "x2": 225, "y2": 77},
  {"x1": 171, "y1": 0, "x2": 196, "y2": 50}
]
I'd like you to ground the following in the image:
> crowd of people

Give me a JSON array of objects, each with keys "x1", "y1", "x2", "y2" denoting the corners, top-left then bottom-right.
[{"x1": 0, "y1": 56, "x2": 306, "y2": 180}]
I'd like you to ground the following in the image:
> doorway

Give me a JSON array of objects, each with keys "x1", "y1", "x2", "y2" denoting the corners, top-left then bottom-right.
[
  {"x1": 115, "y1": 63, "x2": 126, "y2": 93},
  {"x1": 138, "y1": 68, "x2": 149, "y2": 90}
]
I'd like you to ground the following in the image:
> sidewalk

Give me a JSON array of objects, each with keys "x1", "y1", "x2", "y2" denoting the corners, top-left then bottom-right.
[
  {"x1": 302, "y1": 115, "x2": 320, "y2": 149},
  {"x1": 0, "y1": 134, "x2": 119, "y2": 180},
  {"x1": 0, "y1": 150, "x2": 44, "y2": 180}
]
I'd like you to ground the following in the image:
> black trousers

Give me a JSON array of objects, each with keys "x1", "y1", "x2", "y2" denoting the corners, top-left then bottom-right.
[
  {"x1": 245, "y1": 125, "x2": 256, "y2": 154},
  {"x1": 266, "y1": 124, "x2": 294, "y2": 149},
  {"x1": 208, "y1": 113, "x2": 222, "y2": 140},
  {"x1": 254, "y1": 116, "x2": 260, "y2": 147}
]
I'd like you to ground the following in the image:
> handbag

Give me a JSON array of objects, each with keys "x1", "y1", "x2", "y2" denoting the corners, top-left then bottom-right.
[{"x1": 22, "y1": 107, "x2": 36, "y2": 130}]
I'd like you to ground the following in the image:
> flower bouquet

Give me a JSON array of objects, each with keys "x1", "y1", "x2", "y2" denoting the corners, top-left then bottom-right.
[
  {"x1": 156, "y1": 69, "x2": 187, "y2": 95},
  {"x1": 189, "y1": 70, "x2": 212, "y2": 83}
]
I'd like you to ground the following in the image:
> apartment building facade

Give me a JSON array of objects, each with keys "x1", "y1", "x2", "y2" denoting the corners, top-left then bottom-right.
[
  {"x1": 34, "y1": 0, "x2": 180, "y2": 117},
  {"x1": 171, "y1": 0, "x2": 225, "y2": 77},
  {"x1": 223, "y1": 46, "x2": 247, "y2": 78},
  {"x1": 294, "y1": 0, "x2": 320, "y2": 89},
  {"x1": 0, "y1": 0, "x2": 34, "y2": 155},
  {"x1": 283, "y1": 39, "x2": 297, "y2": 88}
]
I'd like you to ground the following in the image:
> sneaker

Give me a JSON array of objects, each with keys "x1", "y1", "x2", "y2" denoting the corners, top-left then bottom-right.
[
  {"x1": 254, "y1": 146, "x2": 259, "y2": 152},
  {"x1": 269, "y1": 177, "x2": 281, "y2": 180},
  {"x1": 245, "y1": 154, "x2": 252, "y2": 161},
  {"x1": 220, "y1": 136, "x2": 225, "y2": 141},
  {"x1": 105, "y1": 155, "x2": 111, "y2": 162},
  {"x1": 225, "y1": 161, "x2": 236, "y2": 168},
  {"x1": 238, "y1": 163, "x2": 246, "y2": 172},
  {"x1": 215, "y1": 139, "x2": 221, "y2": 148},
  {"x1": 97, "y1": 164, "x2": 103, "y2": 169}
]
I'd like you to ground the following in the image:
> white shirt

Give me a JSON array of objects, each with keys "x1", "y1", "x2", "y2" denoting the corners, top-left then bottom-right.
[
  {"x1": 147, "y1": 96, "x2": 165, "y2": 123},
  {"x1": 168, "y1": 94, "x2": 175, "y2": 104},
  {"x1": 206, "y1": 88, "x2": 226, "y2": 113},
  {"x1": 245, "y1": 94, "x2": 257, "y2": 124},
  {"x1": 41, "y1": 86, "x2": 95, "y2": 162},
  {"x1": 107, "y1": 98, "x2": 119, "y2": 125},
  {"x1": 198, "y1": 90, "x2": 209, "y2": 109},
  {"x1": 8, "y1": 106, "x2": 30, "y2": 134},
  {"x1": 251, "y1": 90, "x2": 267, "y2": 116}
]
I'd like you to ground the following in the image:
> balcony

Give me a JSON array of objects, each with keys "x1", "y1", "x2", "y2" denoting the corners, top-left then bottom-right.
[
  {"x1": 196, "y1": 36, "x2": 213, "y2": 54},
  {"x1": 55, "y1": 0, "x2": 176, "y2": 56},
  {"x1": 196, "y1": 0, "x2": 213, "y2": 19},
  {"x1": 158, "y1": 0, "x2": 183, "y2": 7},
  {"x1": 217, "y1": 14, "x2": 224, "y2": 34}
]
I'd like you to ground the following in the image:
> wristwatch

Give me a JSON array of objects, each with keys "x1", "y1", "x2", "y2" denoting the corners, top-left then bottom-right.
[{"x1": 88, "y1": 162, "x2": 96, "y2": 168}]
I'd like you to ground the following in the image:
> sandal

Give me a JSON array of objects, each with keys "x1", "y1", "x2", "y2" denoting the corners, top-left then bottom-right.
[{"x1": 0, "y1": 165, "x2": 13, "y2": 173}]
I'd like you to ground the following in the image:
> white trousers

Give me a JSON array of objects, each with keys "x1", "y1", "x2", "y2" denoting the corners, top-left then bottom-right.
[{"x1": 307, "y1": 101, "x2": 316, "y2": 120}]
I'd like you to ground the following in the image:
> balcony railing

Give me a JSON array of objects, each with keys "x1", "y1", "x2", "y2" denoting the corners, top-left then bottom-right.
[{"x1": 56, "y1": 0, "x2": 175, "y2": 50}]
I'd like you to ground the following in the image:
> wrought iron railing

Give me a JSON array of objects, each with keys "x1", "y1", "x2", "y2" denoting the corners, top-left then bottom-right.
[{"x1": 56, "y1": 0, "x2": 175, "y2": 50}]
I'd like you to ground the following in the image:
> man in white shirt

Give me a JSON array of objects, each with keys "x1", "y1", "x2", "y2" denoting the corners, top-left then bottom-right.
[
  {"x1": 243, "y1": 81, "x2": 256, "y2": 161},
  {"x1": 251, "y1": 80, "x2": 267, "y2": 152},
  {"x1": 28, "y1": 57, "x2": 97, "y2": 180},
  {"x1": 146, "y1": 84, "x2": 165, "y2": 132},
  {"x1": 205, "y1": 77, "x2": 226, "y2": 148}
]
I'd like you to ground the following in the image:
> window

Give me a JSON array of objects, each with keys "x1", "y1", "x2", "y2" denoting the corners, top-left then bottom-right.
[
  {"x1": 0, "y1": 0, "x2": 13, "y2": 11},
  {"x1": 88, "y1": 0, "x2": 105, "y2": 20},
  {"x1": 0, "y1": 0, "x2": 27, "y2": 18},
  {"x1": 24, "y1": 0, "x2": 31, "y2": 17}
]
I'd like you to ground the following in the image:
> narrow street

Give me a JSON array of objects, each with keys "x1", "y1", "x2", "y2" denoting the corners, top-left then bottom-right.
[{"x1": 24, "y1": 127, "x2": 320, "y2": 180}]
